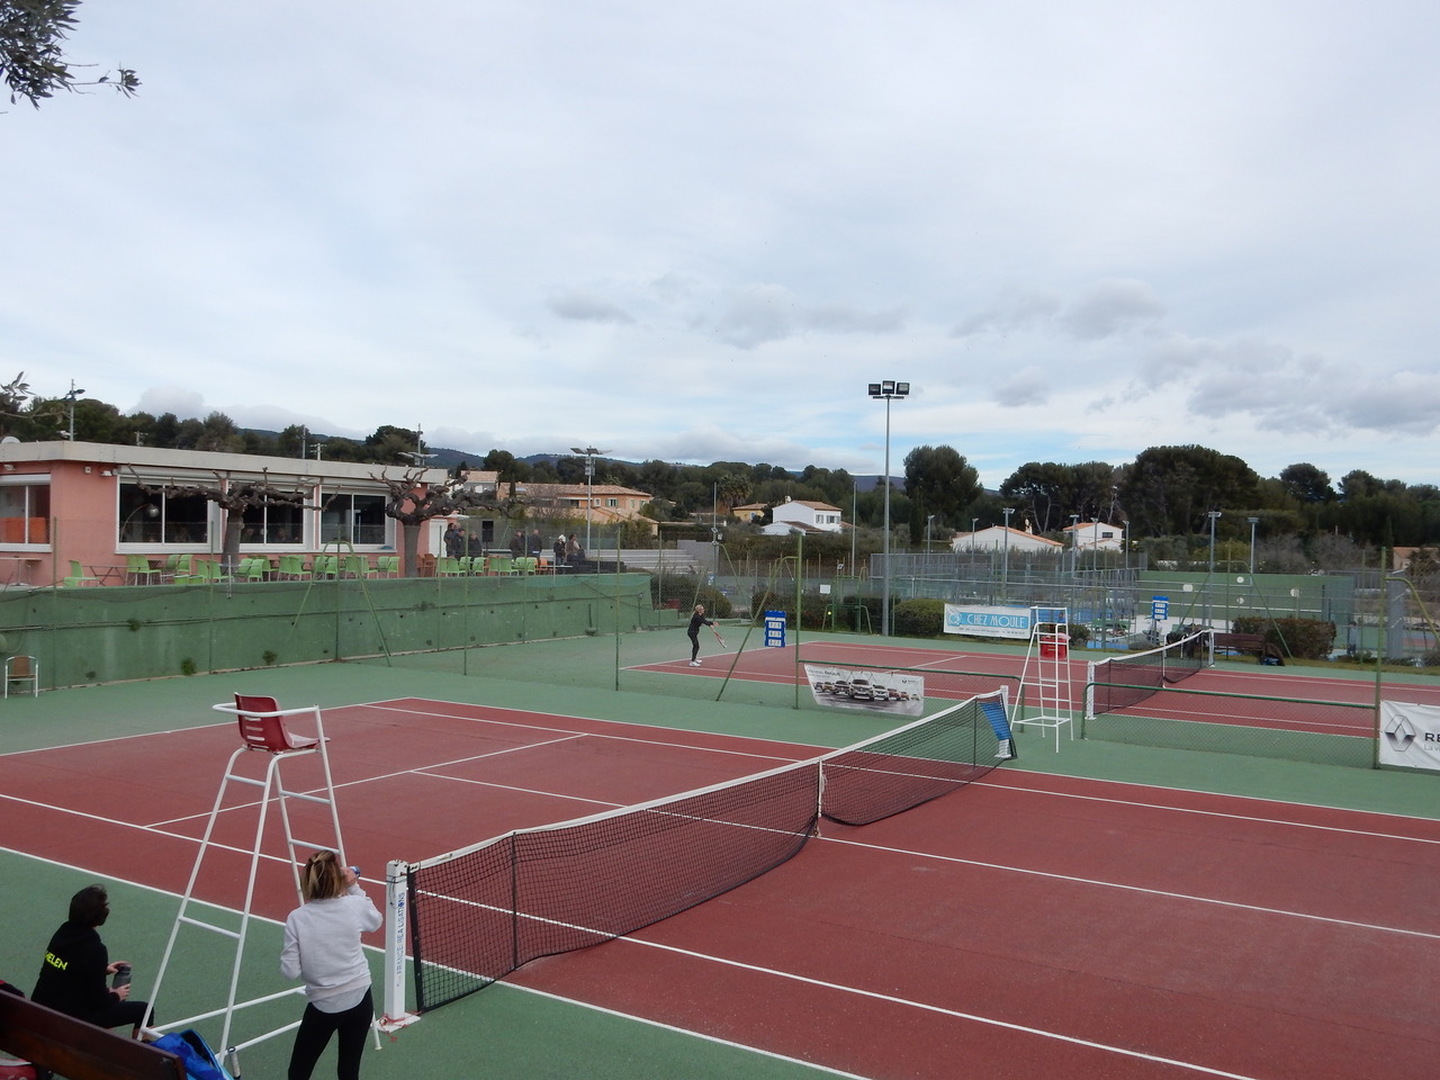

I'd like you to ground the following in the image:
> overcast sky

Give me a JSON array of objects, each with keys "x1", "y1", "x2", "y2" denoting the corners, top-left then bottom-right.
[{"x1": 5, "y1": 2, "x2": 1439, "y2": 489}]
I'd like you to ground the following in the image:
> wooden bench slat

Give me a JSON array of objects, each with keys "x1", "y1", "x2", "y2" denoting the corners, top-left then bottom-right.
[{"x1": 0, "y1": 991, "x2": 185, "y2": 1080}]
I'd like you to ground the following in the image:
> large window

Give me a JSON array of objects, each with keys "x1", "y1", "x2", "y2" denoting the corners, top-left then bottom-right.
[
  {"x1": 117, "y1": 484, "x2": 210, "y2": 545},
  {"x1": 0, "y1": 482, "x2": 50, "y2": 546},
  {"x1": 239, "y1": 500, "x2": 305, "y2": 545},
  {"x1": 320, "y1": 492, "x2": 389, "y2": 547}
]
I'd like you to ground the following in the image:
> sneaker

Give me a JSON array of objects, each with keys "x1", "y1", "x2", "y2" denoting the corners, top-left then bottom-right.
[{"x1": 689, "y1": 660, "x2": 701, "y2": 666}]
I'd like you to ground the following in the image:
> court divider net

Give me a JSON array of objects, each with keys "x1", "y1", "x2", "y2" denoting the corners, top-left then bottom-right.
[
  {"x1": 1083, "y1": 628, "x2": 1213, "y2": 719},
  {"x1": 381, "y1": 687, "x2": 1012, "y2": 1023}
]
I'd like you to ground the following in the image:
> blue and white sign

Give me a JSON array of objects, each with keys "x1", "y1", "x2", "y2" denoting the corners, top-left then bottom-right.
[
  {"x1": 763, "y1": 610, "x2": 787, "y2": 648},
  {"x1": 1151, "y1": 595, "x2": 1170, "y2": 621},
  {"x1": 943, "y1": 605, "x2": 1032, "y2": 640}
]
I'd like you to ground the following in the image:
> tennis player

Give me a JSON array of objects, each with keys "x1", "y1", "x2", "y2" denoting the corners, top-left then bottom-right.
[
  {"x1": 281, "y1": 851, "x2": 382, "y2": 1080},
  {"x1": 687, "y1": 603, "x2": 714, "y2": 666}
]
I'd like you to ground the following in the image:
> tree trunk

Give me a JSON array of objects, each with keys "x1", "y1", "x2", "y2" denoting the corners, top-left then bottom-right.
[
  {"x1": 401, "y1": 521, "x2": 421, "y2": 577},
  {"x1": 222, "y1": 513, "x2": 243, "y2": 575}
]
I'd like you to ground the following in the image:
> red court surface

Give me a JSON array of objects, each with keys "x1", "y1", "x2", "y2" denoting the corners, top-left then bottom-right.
[
  {"x1": 3, "y1": 697, "x2": 1437, "y2": 1079},
  {"x1": 642, "y1": 639, "x2": 1440, "y2": 738}
]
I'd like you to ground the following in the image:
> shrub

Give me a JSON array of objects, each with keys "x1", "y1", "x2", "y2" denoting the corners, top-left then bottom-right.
[
  {"x1": 1230, "y1": 615, "x2": 1336, "y2": 660},
  {"x1": 892, "y1": 598, "x2": 945, "y2": 638}
]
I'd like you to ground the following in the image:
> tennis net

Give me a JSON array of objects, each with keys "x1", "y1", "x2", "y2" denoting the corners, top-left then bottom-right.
[
  {"x1": 388, "y1": 688, "x2": 1011, "y2": 1015},
  {"x1": 1085, "y1": 628, "x2": 1213, "y2": 717}
]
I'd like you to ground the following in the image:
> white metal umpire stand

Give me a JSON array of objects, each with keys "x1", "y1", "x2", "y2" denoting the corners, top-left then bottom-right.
[
  {"x1": 147, "y1": 695, "x2": 370, "y2": 1075},
  {"x1": 1016, "y1": 607, "x2": 1074, "y2": 750}
]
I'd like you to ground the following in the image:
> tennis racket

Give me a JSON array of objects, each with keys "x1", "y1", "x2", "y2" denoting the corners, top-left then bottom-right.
[{"x1": 711, "y1": 626, "x2": 727, "y2": 648}]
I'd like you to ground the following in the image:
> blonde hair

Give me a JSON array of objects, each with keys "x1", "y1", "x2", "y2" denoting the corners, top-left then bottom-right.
[{"x1": 300, "y1": 850, "x2": 346, "y2": 902}]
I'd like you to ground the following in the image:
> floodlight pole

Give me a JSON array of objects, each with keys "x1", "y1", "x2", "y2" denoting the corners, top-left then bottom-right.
[
  {"x1": 1207, "y1": 510, "x2": 1222, "y2": 626},
  {"x1": 1002, "y1": 507, "x2": 1014, "y2": 600},
  {"x1": 868, "y1": 380, "x2": 909, "y2": 635},
  {"x1": 1247, "y1": 516, "x2": 1259, "y2": 575},
  {"x1": 570, "y1": 445, "x2": 608, "y2": 555}
]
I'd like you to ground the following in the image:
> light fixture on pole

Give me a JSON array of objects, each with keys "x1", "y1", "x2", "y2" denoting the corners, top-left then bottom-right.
[
  {"x1": 570, "y1": 446, "x2": 608, "y2": 556},
  {"x1": 868, "y1": 380, "x2": 909, "y2": 636},
  {"x1": 61, "y1": 379, "x2": 85, "y2": 440},
  {"x1": 1247, "y1": 516, "x2": 1259, "y2": 575}
]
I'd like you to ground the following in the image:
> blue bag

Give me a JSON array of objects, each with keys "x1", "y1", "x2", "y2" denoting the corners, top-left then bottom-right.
[{"x1": 150, "y1": 1029, "x2": 234, "y2": 1080}]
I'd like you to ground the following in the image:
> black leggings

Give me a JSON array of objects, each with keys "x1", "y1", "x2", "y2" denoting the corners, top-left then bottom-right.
[
  {"x1": 287, "y1": 988, "x2": 372, "y2": 1080},
  {"x1": 83, "y1": 998, "x2": 152, "y2": 1032},
  {"x1": 688, "y1": 631, "x2": 700, "y2": 661}
]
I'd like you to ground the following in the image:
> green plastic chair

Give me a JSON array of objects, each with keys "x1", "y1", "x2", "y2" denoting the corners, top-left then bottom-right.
[
  {"x1": 125, "y1": 554, "x2": 160, "y2": 585},
  {"x1": 62, "y1": 560, "x2": 100, "y2": 587}
]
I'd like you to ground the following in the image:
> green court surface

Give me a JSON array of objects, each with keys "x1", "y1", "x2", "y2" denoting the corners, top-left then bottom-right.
[{"x1": 3, "y1": 628, "x2": 1438, "y2": 1078}]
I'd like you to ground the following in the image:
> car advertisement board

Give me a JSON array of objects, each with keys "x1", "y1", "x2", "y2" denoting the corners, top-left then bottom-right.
[{"x1": 803, "y1": 664, "x2": 925, "y2": 715}]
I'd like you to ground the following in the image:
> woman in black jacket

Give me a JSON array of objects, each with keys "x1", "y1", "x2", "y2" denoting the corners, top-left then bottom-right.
[{"x1": 32, "y1": 884, "x2": 152, "y2": 1036}]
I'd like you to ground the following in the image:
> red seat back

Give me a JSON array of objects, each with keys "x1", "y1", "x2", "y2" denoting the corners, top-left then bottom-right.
[{"x1": 234, "y1": 694, "x2": 303, "y2": 752}]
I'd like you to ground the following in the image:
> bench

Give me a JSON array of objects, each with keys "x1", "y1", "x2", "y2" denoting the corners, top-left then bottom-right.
[
  {"x1": 0, "y1": 991, "x2": 184, "y2": 1080},
  {"x1": 1213, "y1": 632, "x2": 1285, "y2": 665}
]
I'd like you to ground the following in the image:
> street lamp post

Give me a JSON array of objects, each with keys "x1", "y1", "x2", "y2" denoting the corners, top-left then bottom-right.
[
  {"x1": 1247, "y1": 516, "x2": 1259, "y2": 575},
  {"x1": 868, "y1": 380, "x2": 909, "y2": 636},
  {"x1": 1002, "y1": 506, "x2": 1014, "y2": 599},
  {"x1": 926, "y1": 514, "x2": 935, "y2": 557},
  {"x1": 61, "y1": 379, "x2": 85, "y2": 440},
  {"x1": 1207, "y1": 510, "x2": 1222, "y2": 626},
  {"x1": 570, "y1": 446, "x2": 608, "y2": 556}
]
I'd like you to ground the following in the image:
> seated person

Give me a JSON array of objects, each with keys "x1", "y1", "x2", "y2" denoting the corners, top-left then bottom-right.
[{"x1": 32, "y1": 885, "x2": 153, "y2": 1038}]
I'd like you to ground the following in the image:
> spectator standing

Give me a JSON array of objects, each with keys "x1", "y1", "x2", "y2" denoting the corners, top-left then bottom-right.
[
  {"x1": 280, "y1": 851, "x2": 382, "y2": 1080},
  {"x1": 443, "y1": 522, "x2": 464, "y2": 560}
]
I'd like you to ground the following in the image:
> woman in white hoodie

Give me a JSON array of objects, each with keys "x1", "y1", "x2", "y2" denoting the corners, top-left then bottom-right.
[{"x1": 281, "y1": 850, "x2": 383, "y2": 1080}]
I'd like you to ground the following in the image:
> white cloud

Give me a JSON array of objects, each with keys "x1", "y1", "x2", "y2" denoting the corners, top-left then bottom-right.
[{"x1": 3, "y1": 1, "x2": 1439, "y2": 486}]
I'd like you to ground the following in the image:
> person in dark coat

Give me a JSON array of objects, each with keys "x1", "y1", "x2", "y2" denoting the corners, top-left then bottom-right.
[{"x1": 32, "y1": 884, "x2": 153, "y2": 1036}]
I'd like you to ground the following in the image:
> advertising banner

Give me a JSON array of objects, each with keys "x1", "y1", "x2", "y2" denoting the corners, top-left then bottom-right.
[
  {"x1": 803, "y1": 664, "x2": 924, "y2": 716},
  {"x1": 943, "y1": 605, "x2": 1032, "y2": 640},
  {"x1": 1379, "y1": 700, "x2": 1440, "y2": 771}
]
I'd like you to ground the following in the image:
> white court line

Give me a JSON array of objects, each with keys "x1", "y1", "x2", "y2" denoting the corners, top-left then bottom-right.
[
  {"x1": 978, "y1": 774, "x2": 1440, "y2": 846},
  {"x1": 819, "y1": 830, "x2": 1440, "y2": 941},
  {"x1": 607, "y1": 933, "x2": 1268, "y2": 1080}
]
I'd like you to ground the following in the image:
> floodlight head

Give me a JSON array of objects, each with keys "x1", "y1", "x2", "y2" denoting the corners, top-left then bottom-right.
[{"x1": 869, "y1": 380, "x2": 910, "y2": 399}]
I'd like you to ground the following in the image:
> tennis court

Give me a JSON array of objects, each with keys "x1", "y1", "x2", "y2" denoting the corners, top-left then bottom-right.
[{"x1": 2, "y1": 632, "x2": 1439, "y2": 1079}]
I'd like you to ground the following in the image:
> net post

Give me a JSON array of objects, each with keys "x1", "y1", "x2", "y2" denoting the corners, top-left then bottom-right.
[
  {"x1": 1083, "y1": 658, "x2": 1097, "y2": 728},
  {"x1": 379, "y1": 859, "x2": 421, "y2": 1032}
]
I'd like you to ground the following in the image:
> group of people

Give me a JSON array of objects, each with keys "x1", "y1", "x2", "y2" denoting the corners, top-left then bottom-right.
[{"x1": 26, "y1": 851, "x2": 381, "y2": 1080}]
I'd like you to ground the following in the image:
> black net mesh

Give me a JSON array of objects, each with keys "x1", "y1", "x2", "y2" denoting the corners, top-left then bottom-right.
[
  {"x1": 409, "y1": 763, "x2": 819, "y2": 1010},
  {"x1": 405, "y1": 690, "x2": 1010, "y2": 1012},
  {"x1": 1089, "y1": 629, "x2": 1211, "y2": 714},
  {"x1": 820, "y1": 695, "x2": 1008, "y2": 826}
]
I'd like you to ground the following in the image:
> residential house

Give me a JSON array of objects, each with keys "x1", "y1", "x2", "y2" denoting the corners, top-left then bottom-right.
[
  {"x1": 950, "y1": 525, "x2": 1064, "y2": 554},
  {"x1": 759, "y1": 497, "x2": 846, "y2": 536},
  {"x1": 1062, "y1": 520, "x2": 1125, "y2": 552}
]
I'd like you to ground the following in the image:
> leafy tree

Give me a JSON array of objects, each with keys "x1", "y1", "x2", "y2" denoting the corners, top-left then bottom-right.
[
  {"x1": 902, "y1": 445, "x2": 980, "y2": 542},
  {"x1": 2, "y1": 0, "x2": 138, "y2": 108},
  {"x1": 1278, "y1": 463, "x2": 1333, "y2": 503},
  {"x1": 1119, "y1": 445, "x2": 1259, "y2": 537}
]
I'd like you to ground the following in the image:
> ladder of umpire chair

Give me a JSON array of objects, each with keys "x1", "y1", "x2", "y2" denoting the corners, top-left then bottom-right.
[
  {"x1": 147, "y1": 697, "x2": 347, "y2": 1062},
  {"x1": 1016, "y1": 606, "x2": 1074, "y2": 751}
]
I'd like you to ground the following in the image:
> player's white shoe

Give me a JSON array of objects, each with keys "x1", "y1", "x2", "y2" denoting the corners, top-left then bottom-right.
[{"x1": 689, "y1": 660, "x2": 701, "y2": 666}]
